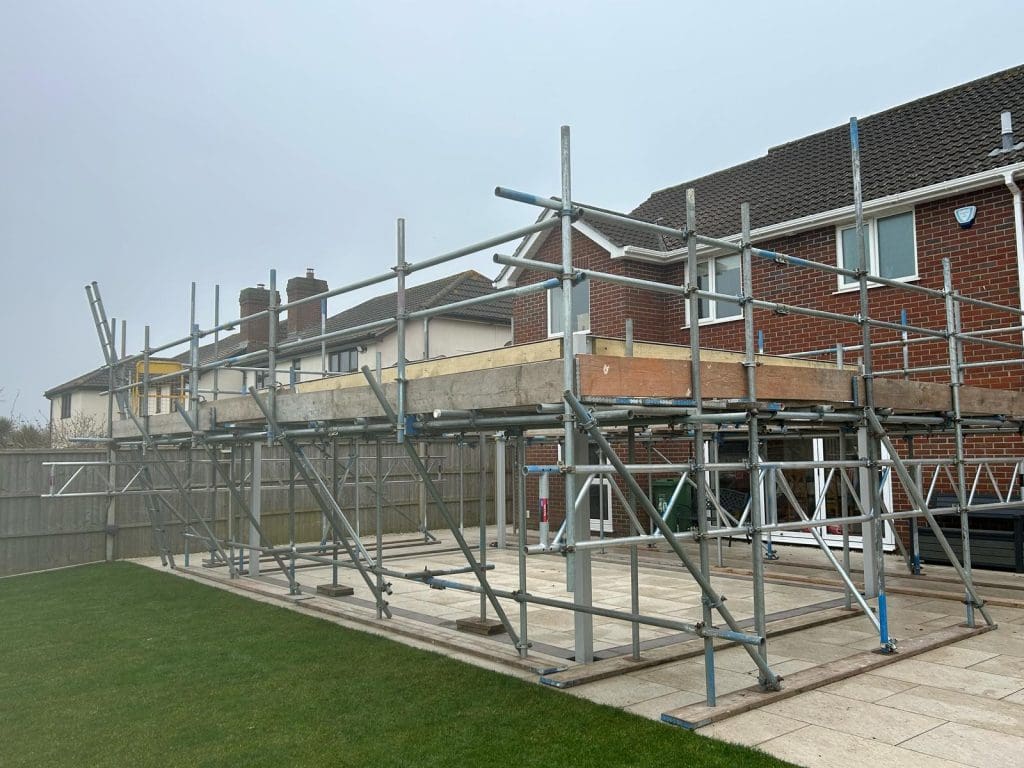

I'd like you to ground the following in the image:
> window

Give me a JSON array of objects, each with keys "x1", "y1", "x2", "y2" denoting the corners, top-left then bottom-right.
[
  {"x1": 254, "y1": 370, "x2": 268, "y2": 390},
  {"x1": 685, "y1": 254, "x2": 742, "y2": 325},
  {"x1": 547, "y1": 278, "x2": 590, "y2": 337},
  {"x1": 168, "y1": 380, "x2": 183, "y2": 409},
  {"x1": 328, "y1": 348, "x2": 358, "y2": 373},
  {"x1": 60, "y1": 393, "x2": 71, "y2": 420},
  {"x1": 837, "y1": 211, "x2": 916, "y2": 288},
  {"x1": 290, "y1": 358, "x2": 301, "y2": 386}
]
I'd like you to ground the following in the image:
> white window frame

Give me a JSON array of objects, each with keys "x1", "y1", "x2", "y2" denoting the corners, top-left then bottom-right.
[
  {"x1": 328, "y1": 348, "x2": 359, "y2": 374},
  {"x1": 835, "y1": 209, "x2": 918, "y2": 291},
  {"x1": 684, "y1": 254, "x2": 744, "y2": 327},
  {"x1": 547, "y1": 278, "x2": 591, "y2": 338}
]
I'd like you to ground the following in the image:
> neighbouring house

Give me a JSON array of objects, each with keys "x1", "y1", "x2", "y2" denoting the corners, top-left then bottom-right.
[
  {"x1": 499, "y1": 65, "x2": 1024, "y2": 551},
  {"x1": 45, "y1": 269, "x2": 511, "y2": 444}
]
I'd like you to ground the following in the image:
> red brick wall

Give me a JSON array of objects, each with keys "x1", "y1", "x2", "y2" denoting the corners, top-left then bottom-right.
[
  {"x1": 513, "y1": 186, "x2": 1024, "y2": 544},
  {"x1": 512, "y1": 229, "x2": 677, "y2": 344},
  {"x1": 691, "y1": 185, "x2": 1022, "y2": 391}
]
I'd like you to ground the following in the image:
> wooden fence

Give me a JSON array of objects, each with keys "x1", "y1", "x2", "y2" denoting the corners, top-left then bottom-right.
[{"x1": 0, "y1": 440, "x2": 497, "y2": 577}]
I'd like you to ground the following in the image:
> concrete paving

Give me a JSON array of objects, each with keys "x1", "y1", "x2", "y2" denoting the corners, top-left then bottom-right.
[{"x1": 139, "y1": 529, "x2": 1024, "y2": 767}]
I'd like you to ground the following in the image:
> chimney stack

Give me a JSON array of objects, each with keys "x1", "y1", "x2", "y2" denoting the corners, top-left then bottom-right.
[
  {"x1": 286, "y1": 268, "x2": 329, "y2": 336},
  {"x1": 238, "y1": 284, "x2": 279, "y2": 349}
]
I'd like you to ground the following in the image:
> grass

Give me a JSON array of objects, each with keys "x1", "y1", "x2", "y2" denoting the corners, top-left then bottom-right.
[{"x1": 0, "y1": 562, "x2": 791, "y2": 767}]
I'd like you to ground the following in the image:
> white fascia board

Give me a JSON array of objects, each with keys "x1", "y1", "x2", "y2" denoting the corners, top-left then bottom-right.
[
  {"x1": 496, "y1": 213, "x2": 622, "y2": 287},
  {"x1": 621, "y1": 161, "x2": 1024, "y2": 263}
]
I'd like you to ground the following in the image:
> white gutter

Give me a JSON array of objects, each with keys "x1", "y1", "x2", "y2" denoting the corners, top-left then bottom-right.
[
  {"x1": 1003, "y1": 170, "x2": 1024, "y2": 344},
  {"x1": 622, "y1": 161, "x2": 1024, "y2": 263}
]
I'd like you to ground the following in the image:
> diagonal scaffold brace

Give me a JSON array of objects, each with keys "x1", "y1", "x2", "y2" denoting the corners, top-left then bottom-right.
[
  {"x1": 174, "y1": 404, "x2": 296, "y2": 581},
  {"x1": 246, "y1": 387, "x2": 393, "y2": 619},
  {"x1": 86, "y1": 282, "x2": 233, "y2": 573},
  {"x1": 360, "y1": 366, "x2": 519, "y2": 644},
  {"x1": 864, "y1": 407, "x2": 994, "y2": 627},
  {"x1": 563, "y1": 389, "x2": 781, "y2": 691}
]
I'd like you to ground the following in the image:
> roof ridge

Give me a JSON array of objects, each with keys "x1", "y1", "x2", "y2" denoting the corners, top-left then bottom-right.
[{"x1": 420, "y1": 269, "x2": 475, "y2": 310}]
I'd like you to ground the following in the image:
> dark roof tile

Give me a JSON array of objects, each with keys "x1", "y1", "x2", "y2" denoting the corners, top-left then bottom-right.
[{"x1": 601, "y1": 65, "x2": 1024, "y2": 247}]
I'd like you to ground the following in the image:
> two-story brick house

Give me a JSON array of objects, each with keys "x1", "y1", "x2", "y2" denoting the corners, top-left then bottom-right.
[{"x1": 499, "y1": 65, "x2": 1024, "y2": 554}]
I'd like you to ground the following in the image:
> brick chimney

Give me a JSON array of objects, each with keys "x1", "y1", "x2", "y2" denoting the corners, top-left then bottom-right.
[
  {"x1": 238, "y1": 284, "x2": 279, "y2": 349},
  {"x1": 286, "y1": 268, "x2": 328, "y2": 336}
]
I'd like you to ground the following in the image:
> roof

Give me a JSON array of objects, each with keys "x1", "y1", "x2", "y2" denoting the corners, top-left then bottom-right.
[
  {"x1": 588, "y1": 65, "x2": 1024, "y2": 250},
  {"x1": 48, "y1": 270, "x2": 511, "y2": 397},
  {"x1": 45, "y1": 367, "x2": 109, "y2": 397},
  {"x1": 287, "y1": 269, "x2": 511, "y2": 348}
]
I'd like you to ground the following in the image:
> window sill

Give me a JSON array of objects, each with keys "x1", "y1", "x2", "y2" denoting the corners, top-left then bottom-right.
[
  {"x1": 547, "y1": 330, "x2": 592, "y2": 339},
  {"x1": 832, "y1": 275, "x2": 920, "y2": 295},
  {"x1": 682, "y1": 315, "x2": 744, "y2": 329}
]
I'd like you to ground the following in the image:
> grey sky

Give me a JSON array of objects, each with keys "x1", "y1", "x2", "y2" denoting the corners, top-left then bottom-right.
[{"x1": 1, "y1": 1, "x2": 1020, "y2": 420}]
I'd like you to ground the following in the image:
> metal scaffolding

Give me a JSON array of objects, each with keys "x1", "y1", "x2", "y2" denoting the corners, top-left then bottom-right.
[{"x1": 65, "y1": 120, "x2": 1024, "y2": 710}]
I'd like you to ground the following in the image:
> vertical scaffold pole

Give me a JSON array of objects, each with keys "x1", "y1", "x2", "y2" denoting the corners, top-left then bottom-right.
[
  {"x1": 495, "y1": 433, "x2": 507, "y2": 549},
  {"x1": 851, "y1": 116, "x2": 891, "y2": 650},
  {"x1": 479, "y1": 432, "x2": 488, "y2": 621},
  {"x1": 105, "y1": 319, "x2": 117, "y2": 562},
  {"x1": 189, "y1": 281, "x2": 199, "y2": 422},
  {"x1": 944, "y1": 259, "x2": 976, "y2": 627},
  {"x1": 515, "y1": 433, "x2": 529, "y2": 657},
  {"x1": 559, "y1": 124, "x2": 593, "y2": 663},
  {"x1": 250, "y1": 441, "x2": 262, "y2": 578},
  {"x1": 267, "y1": 270, "x2": 278, "y2": 440},
  {"x1": 628, "y1": 426, "x2": 641, "y2": 661},
  {"x1": 742, "y1": 202, "x2": 769, "y2": 683},
  {"x1": 376, "y1": 437, "x2": 385, "y2": 620},
  {"x1": 396, "y1": 218, "x2": 408, "y2": 444},
  {"x1": 686, "y1": 189, "x2": 716, "y2": 705},
  {"x1": 563, "y1": 391, "x2": 779, "y2": 690},
  {"x1": 213, "y1": 285, "x2": 220, "y2": 402}
]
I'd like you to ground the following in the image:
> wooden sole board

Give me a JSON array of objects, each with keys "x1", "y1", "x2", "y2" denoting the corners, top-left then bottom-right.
[{"x1": 660, "y1": 622, "x2": 995, "y2": 729}]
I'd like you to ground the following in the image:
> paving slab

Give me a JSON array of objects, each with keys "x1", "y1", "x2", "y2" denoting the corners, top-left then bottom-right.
[
  {"x1": 759, "y1": 689, "x2": 945, "y2": 745},
  {"x1": 900, "y1": 721, "x2": 1024, "y2": 768},
  {"x1": 757, "y1": 724, "x2": 967, "y2": 768},
  {"x1": 879, "y1": 683, "x2": 1024, "y2": 738},
  {"x1": 870, "y1": 657, "x2": 1024, "y2": 699}
]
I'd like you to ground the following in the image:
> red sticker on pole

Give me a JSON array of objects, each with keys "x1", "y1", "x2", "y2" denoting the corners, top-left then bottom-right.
[{"x1": 540, "y1": 498, "x2": 549, "y2": 523}]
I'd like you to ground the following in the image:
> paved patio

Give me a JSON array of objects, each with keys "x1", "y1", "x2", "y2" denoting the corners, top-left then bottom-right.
[{"x1": 141, "y1": 529, "x2": 1024, "y2": 767}]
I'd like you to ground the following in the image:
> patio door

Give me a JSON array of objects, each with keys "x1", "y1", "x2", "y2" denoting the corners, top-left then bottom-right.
[
  {"x1": 587, "y1": 443, "x2": 614, "y2": 534},
  {"x1": 769, "y1": 436, "x2": 895, "y2": 552}
]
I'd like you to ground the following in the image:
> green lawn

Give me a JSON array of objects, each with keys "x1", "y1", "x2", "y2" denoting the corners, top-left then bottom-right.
[{"x1": 0, "y1": 562, "x2": 790, "y2": 767}]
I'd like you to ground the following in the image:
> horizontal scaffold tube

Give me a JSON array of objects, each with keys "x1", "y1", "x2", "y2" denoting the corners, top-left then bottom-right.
[
  {"x1": 494, "y1": 187, "x2": 1024, "y2": 319},
  {"x1": 425, "y1": 577, "x2": 764, "y2": 647},
  {"x1": 563, "y1": 389, "x2": 781, "y2": 689}
]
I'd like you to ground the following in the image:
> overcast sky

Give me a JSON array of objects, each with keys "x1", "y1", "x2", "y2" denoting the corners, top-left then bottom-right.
[{"x1": 1, "y1": 1, "x2": 1020, "y2": 420}]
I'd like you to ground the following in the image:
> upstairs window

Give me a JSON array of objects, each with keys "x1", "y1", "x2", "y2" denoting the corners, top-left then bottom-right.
[
  {"x1": 694, "y1": 254, "x2": 742, "y2": 322},
  {"x1": 329, "y1": 348, "x2": 359, "y2": 373},
  {"x1": 60, "y1": 393, "x2": 72, "y2": 420},
  {"x1": 837, "y1": 211, "x2": 916, "y2": 288},
  {"x1": 547, "y1": 278, "x2": 590, "y2": 337}
]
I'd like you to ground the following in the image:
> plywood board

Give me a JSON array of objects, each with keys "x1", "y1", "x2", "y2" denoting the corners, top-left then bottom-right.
[
  {"x1": 593, "y1": 338, "x2": 853, "y2": 370},
  {"x1": 294, "y1": 339, "x2": 563, "y2": 394},
  {"x1": 577, "y1": 355, "x2": 856, "y2": 404},
  {"x1": 872, "y1": 378, "x2": 1024, "y2": 417}
]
